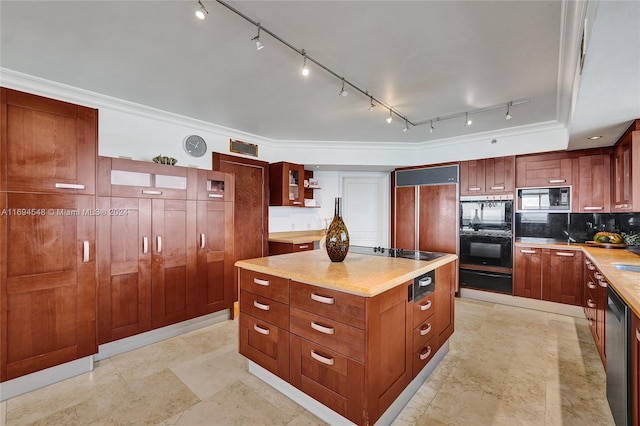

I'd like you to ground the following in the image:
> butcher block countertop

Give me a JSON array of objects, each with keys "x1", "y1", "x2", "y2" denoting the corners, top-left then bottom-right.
[
  {"x1": 235, "y1": 249, "x2": 458, "y2": 297},
  {"x1": 515, "y1": 240, "x2": 640, "y2": 317},
  {"x1": 268, "y1": 230, "x2": 325, "y2": 244}
]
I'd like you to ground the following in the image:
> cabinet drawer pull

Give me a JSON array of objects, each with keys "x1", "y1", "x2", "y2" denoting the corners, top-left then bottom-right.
[
  {"x1": 311, "y1": 321, "x2": 335, "y2": 335},
  {"x1": 419, "y1": 346, "x2": 432, "y2": 360},
  {"x1": 594, "y1": 272, "x2": 603, "y2": 280},
  {"x1": 583, "y1": 206, "x2": 603, "y2": 211},
  {"x1": 468, "y1": 187, "x2": 481, "y2": 191},
  {"x1": 253, "y1": 278, "x2": 270, "y2": 286},
  {"x1": 598, "y1": 279, "x2": 608, "y2": 288},
  {"x1": 253, "y1": 300, "x2": 270, "y2": 311},
  {"x1": 293, "y1": 201, "x2": 303, "y2": 205},
  {"x1": 142, "y1": 236, "x2": 149, "y2": 254},
  {"x1": 200, "y1": 233, "x2": 206, "y2": 249},
  {"x1": 636, "y1": 328, "x2": 640, "y2": 343},
  {"x1": 548, "y1": 179, "x2": 566, "y2": 184},
  {"x1": 311, "y1": 293, "x2": 335, "y2": 305},
  {"x1": 83, "y1": 240, "x2": 90, "y2": 263},
  {"x1": 520, "y1": 249, "x2": 536, "y2": 254},
  {"x1": 587, "y1": 281, "x2": 597, "y2": 290},
  {"x1": 419, "y1": 276, "x2": 432, "y2": 287},
  {"x1": 55, "y1": 183, "x2": 86, "y2": 190},
  {"x1": 555, "y1": 252, "x2": 575, "y2": 257},
  {"x1": 310, "y1": 350, "x2": 334, "y2": 366},
  {"x1": 588, "y1": 318, "x2": 595, "y2": 327},
  {"x1": 156, "y1": 236, "x2": 162, "y2": 253},
  {"x1": 297, "y1": 245, "x2": 309, "y2": 249},
  {"x1": 253, "y1": 324, "x2": 270, "y2": 335},
  {"x1": 208, "y1": 193, "x2": 223, "y2": 198},
  {"x1": 420, "y1": 323, "x2": 432, "y2": 336},
  {"x1": 490, "y1": 186, "x2": 505, "y2": 190},
  {"x1": 615, "y1": 204, "x2": 629, "y2": 209},
  {"x1": 142, "y1": 190, "x2": 162, "y2": 195},
  {"x1": 587, "y1": 299, "x2": 597, "y2": 308},
  {"x1": 419, "y1": 300, "x2": 432, "y2": 311},
  {"x1": 586, "y1": 262, "x2": 595, "y2": 270}
]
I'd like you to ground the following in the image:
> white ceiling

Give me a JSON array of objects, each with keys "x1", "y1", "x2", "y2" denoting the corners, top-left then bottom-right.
[{"x1": 0, "y1": 0, "x2": 638, "y2": 150}]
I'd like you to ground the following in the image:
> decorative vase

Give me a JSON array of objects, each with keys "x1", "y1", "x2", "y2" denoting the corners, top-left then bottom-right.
[{"x1": 326, "y1": 197, "x2": 350, "y2": 262}]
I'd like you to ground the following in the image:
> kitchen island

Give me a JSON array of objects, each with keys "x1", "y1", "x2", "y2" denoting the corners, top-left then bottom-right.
[{"x1": 235, "y1": 249, "x2": 457, "y2": 426}]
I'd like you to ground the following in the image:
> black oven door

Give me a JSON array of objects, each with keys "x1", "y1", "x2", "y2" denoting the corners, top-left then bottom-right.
[{"x1": 460, "y1": 234, "x2": 512, "y2": 268}]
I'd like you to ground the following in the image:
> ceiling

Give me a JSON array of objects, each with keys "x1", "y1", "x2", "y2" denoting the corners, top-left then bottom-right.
[{"x1": 0, "y1": 1, "x2": 638, "y2": 149}]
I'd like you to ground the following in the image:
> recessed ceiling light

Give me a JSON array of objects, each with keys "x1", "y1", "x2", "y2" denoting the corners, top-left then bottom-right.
[{"x1": 588, "y1": 135, "x2": 603, "y2": 140}]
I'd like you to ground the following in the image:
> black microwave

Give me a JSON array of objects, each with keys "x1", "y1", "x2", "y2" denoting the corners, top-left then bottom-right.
[{"x1": 516, "y1": 187, "x2": 571, "y2": 212}]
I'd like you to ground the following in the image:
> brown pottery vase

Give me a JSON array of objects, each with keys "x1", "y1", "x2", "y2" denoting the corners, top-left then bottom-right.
[{"x1": 326, "y1": 197, "x2": 349, "y2": 262}]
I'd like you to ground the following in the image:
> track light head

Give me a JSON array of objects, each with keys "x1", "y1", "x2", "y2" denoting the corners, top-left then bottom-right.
[
  {"x1": 301, "y1": 50, "x2": 309, "y2": 76},
  {"x1": 403, "y1": 119, "x2": 410, "y2": 132},
  {"x1": 368, "y1": 96, "x2": 376, "y2": 111},
  {"x1": 505, "y1": 102, "x2": 512, "y2": 120},
  {"x1": 195, "y1": 0, "x2": 208, "y2": 20},
  {"x1": 252, "y1": 24, "x2": 264, "y2": 50},
  {"x1": 386, "y1": 109, "x2": 393, "y2": 124},
  {"x1": 339, "y1": 78, "x2": 348, "y2": 97},
  {"x1": 465, "y1": 112, "x2": 472, "y2": 126},
  {"x1": 429, "y1": 120, "x2": 434, "y2": 134}
]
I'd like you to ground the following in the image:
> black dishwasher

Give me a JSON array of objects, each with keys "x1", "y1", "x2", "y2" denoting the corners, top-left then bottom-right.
[{"x1": 606, "y1": 285, "x2": 631, "y2": 426}]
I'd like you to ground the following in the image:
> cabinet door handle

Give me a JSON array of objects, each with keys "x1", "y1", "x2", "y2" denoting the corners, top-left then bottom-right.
[
  {"x1": 83, "y1": 241, "x2": 90, "y2": 263},
  {"x1": 419, "y1": 300, "x2": 432, "y2": 311},
  {"x1": 297, "y1": 245, "x2": 309, "y2": 249},
  {"x1": 293, "y1": 201, "x2": 303, "y2": 205},
  {"x1": 200, "y1": 233, "x2": 206, "y2": 249},
  {"x1": 253, "y1": 324, "x2": 270, "y2": 335},
  {"x1": 555, "y1": 252, "x2": 575, "y2": 257},
  {"x1": 311, "y1": 321, "x2": 335, "y2": 335},
  {"x1": 594, "y1": 272, "x2": 603, "y2": 280},
  {"x1": 311, "y1": 293, "x2": 335, "y2": 305},
  {"x1": 142, "y1": 236, "x2": 149, "y2": 254},
  {"x1": 598, "y1": 279, "x2": 608, "y2": 288},
  {"x1": 615, "y1": 204, "x2": 629, "y2": 209},
  {"x1": 310, "y1": 350, "x2": 335, "y2": 366},
  {"x1": 419, "y1": 346, "x2": 432, "y2": 360},
  {"x1": 142, "y1": 190, "x2": 162, "y2": 195},
  {"x1": 490, "y1": 186, "x2": 505, "y2": 190},
  {"x1": 253, "y1": 300, "x2": 270, "y2": 311},
  {"x1": 55, "y1": 183, "x2": 86, "y2": 190},
  {"x1": 587, "y1": 281, "x2": 597, "y2": 290},
  {"x1": 420, "y1": 323, "x2": 432, "y2": 336},
  {"x1": 468, "y1": 187, "x2": 481, "y2": 191},
  {"x1": 548, "y1": 179, "x2": 566, "y2": 184},
  {"x1": 587, "y1": 299, "x2": 597, "y2": 308},
  {"x1": 208, "y1": 193, "x2": 223, "y2": 198},
  {"x1": 156, "y1": 236, "x2": 162, "y2": 253},
  {"x1": 253, "y1": 278, "x2": 270, "y2": 286},
  {"x1": 419, "y1": 276, "x2": 432, "y2": 287},
  {"x1": 520, "y1": 249, "x2": 536, "y2": 254},
  {"x1": 583, "y1": 206, "x2": 603, "y2": 211},
  {"x1": 636, "y1": 328, "x2": 640, "y2": 343}
]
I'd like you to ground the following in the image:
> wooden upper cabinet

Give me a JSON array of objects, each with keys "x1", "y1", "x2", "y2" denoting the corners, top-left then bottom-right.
[
  {"x1": 574, "y1": 152, "x2": 611, "y2": 213},
  {"x1": 269, "y1": 162, "x2": 304, "y2": 207},
  {"x1": 515, "y1": 152, "x2": 573, "y2": 188},
  {"x1": 459, "y1": 160, "x2": 485, "y2": 195},
  {"x1": 612, "y1": 120, "x2": 640, "y2": 212},
  {"x1": 1, "y1": 88, "x2": 97, "y2": 195}
]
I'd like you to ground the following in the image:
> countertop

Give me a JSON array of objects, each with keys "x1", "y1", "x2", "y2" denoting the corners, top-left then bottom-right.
[
  {"x1": 268, "y1": 230, "x2": 325, "y2": 244},
  {"x1": 235, "y1": 249, "x2": 458, "y2": 297},
  {"x1": 515, "y1": 240, "x2": 640, "y2": 317}
]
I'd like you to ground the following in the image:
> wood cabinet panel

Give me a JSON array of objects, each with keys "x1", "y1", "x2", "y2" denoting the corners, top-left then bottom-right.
[
  {"x1": 1, "y1": 88, "x2": 97, "y2": 196},
  {"x1": 435, "y1": 260, "x2": 455, "y2": 346},
  {"x1": 575, "y1": 154, "x2": 611, "y2": 213},
  {"x1": 542, "y1": 249, "x2": 583, "y2": 306},
  {"x1": 459, "y1": 160, "x2": 485, "y2": 195},
  {"x1": 611, "y1": 120, "x2": 640, "y2": 211},
  {"x1": 418, "y1": 184, "x2": 458, "y2": 254},
  {"x1": 239, "y1": 289, "x2": 289, "y2": 330},
  {"x1": 513, "y1": 247, "x2": 542, "y2": 299},
  {"x1": 485, "y1": 156, "x2": 515, "y2": 194},
  {"x1": 413, "y1": 292, "x2": 436, "y2": 328},
  {"x1": 239, "y1": 312, "x2": 289, "y2": 381},
  {"x1": 515, "y1": 153, "x2": 573, "y2": 187},
  {"x1": 290, "y1": 281, "x2": 365, "y2": 329},
  {"x1": 268, "y1": 241, "x2": 314, "y2": 255},
  {"x1": 269, "y1": 162, "x2": 304, "y2": 207},
  {"x1": 394, "y1": 186, "x2": 416, "y2": 250},
  {"x1": 239, "y1": 270, "x2": 289, "y2": 304}
]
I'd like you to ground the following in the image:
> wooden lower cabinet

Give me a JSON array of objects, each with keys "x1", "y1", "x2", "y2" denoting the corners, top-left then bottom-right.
[
  {"x1": 238, "y1": 262, "x2": 454, "y2": 425},
  {"x1": 582, "y1": 256, "x2": 606, "y2": 367},
  {"x1": 268, "y1": 241, "x2": 315, "y2": 255},
  {"x1": 514, "y1": 247, "x2": 543, "y2": 299},
  {"x1": 632, "y1": 310, "x2": 640, "y2": 426}
]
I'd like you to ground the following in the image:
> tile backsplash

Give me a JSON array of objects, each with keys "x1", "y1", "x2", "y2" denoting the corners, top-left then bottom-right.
[{"x1": 515, "y1": 212, "x2": 640, "y2": 244}]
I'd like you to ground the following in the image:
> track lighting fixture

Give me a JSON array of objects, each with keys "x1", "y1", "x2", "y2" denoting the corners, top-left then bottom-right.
[
  {"x1": 429, "y1": 120, "x2": 435, "y2": 134},
  {"x1": 386, "y1": 109, "x2": 393, "y2": 124},
  {"x1": 368, "y1": 96, "x2": 375, "y2": 111},
  {"x1": 195, "y1": 0, "x2": 208, "y2": 20},
  {"x1": 403, "y1": 119, "x2": 410, "y2": 132},
  {"x1": 252, "y1": 24, "x2": 264, "y2": 51},
  {"x1": 339, "y1": 78, "x2": 348, "y2": 97},
  {"x1": 505, "y1": 102, "x2": 512, "y2": 120},
  {"x1": 465, "y1": 113, "x2": 472, "y2": 126},
  {"x1": 301, "y1": 50, "x2": 309, "y2": 76}
]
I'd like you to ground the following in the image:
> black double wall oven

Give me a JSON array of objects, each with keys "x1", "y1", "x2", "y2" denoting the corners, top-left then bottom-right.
[{"x1": 459, "y1": 195, "x2": 513, "y2": 294}]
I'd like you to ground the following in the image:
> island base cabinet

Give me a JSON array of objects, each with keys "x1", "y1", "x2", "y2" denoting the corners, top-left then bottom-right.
[
  {"x1": 239, "y1": 312, "x2": 290, "y2": 381},
  {"x1": 290, "y1": 335, "x2": 365, "y2": 424}
]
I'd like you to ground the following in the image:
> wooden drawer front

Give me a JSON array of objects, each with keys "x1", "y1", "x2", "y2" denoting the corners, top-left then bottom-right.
[
  {"x1": 413, "y1": 318, "x2": 436, "y2": 353},
  {"x1": 413, "y1": 334, "x2": 436, "y2": 377},
  {"x1": 290, "y1": 335, "x2": 365, "y2": 423},
  {"x1": 239, "y1": 270, "x2": 289, "y2": 304},
  {"x1": 412, "y1": 293, "x2": 436, "y2": 328},
  {"x1": 240, "y1": 290, "x2": 289, "y2": 330},
  {"x1": 239, "y1": 313, "x2": 289, "y2": 381},
  {"x1": 293, "y1": 242, "x2": 314, "y2": 252},
  {"x1": 290, "y1": 281, "x2": 366, "y2": 329},
  {"x1": 290, "y1": 307, "x2": 365, "y2": 363}
]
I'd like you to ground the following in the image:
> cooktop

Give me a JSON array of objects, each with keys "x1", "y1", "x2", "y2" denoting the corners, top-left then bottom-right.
[{"x1": 348, "y1": 245, "x2": 446, "y2": 262}]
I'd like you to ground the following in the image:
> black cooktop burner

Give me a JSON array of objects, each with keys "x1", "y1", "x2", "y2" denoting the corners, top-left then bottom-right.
[{"x1": 349, "y1": 246, "x2": 446, "y2": 262}]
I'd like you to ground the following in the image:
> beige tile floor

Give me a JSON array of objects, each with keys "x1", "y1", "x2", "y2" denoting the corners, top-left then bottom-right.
[{"x1": 1, "y1": 298, "x2": 615, "y2": 426}]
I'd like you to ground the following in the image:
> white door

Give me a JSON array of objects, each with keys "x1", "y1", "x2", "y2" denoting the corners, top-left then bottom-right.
[{"x1": 340, "y1": 173, "x2": 390, "y2": 247}]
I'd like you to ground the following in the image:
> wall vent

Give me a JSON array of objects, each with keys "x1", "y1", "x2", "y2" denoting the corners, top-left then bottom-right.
[
  {"x1": 229, "y1": 139, "x2": 258, "y2": 157},
  {"x1": 395, "y1": 165, "x2": 459, "y2": 187}
]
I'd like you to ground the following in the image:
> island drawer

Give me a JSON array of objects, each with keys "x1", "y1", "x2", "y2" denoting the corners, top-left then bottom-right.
[
  {"x1": 239, "y1": 312, "x2": 290, "y2": 381},
  {"x1": 240, "y1": 290, "x2": 289, "y2": 330},
  {"x1": 413, "y1": 317, "x2": 436, "y2": 353},
  {"x1": 290, "y1": 281, "x2": 366, "y2": 329},
  {"x1": 413, "y1": 334, "x2": 436, "y2": 377},
  {"x1": 289, "y1": 334, "x2": 365, "y2": 423},
  {"x1": 239, "y1": 270, "x2": 289, "y2": 304},
  {"x1": 413, "y1": 293, "x2": 436, "y2": 328},
  {"x1": 290, "y1": 307, "x2": 365, "y2": 363}
]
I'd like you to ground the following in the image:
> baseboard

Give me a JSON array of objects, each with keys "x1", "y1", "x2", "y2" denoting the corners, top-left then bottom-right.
[{"x1": 460, "y1": 288, "x2": 585, "y2": 317}]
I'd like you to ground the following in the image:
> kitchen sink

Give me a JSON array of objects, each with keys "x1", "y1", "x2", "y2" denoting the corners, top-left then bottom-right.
[{"x1": 612, "y1": 263, "x2": 640, "y2": 273}]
